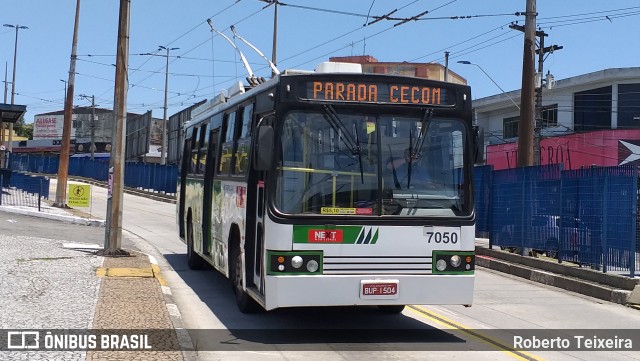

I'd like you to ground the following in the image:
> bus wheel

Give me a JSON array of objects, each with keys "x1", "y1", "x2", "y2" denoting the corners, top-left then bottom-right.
[
  {"x1": 230, "y1": 244, "x2": 261, "y2": 313},
  {"x1": 377, "y1": 305, "x2": 405, "y2": 314},
  {"x1": 186, "y1": 221, "x2": 205, "y2": 270}
]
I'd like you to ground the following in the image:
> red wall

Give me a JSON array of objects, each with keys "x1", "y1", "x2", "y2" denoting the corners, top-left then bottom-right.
[{"x1": 486, "y1": 129, "x2": 640, "y2": 170}]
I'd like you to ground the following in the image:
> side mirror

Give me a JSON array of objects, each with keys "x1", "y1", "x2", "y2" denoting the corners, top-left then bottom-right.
[
  {"x1": 254, "y1": 125, "x2": 274, "y2": 171},
  {"x1": 473, "y1": 125, "x2": 484, "y2": 164}
]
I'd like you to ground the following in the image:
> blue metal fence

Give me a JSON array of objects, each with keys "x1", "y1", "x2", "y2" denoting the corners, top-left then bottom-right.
[
  {"x1": 10, "y1": 154, "x2": 177, "y2": 194},
  {"x1": 0, "y1": 171, "x2": 50, "y2": 211},
  {"x1": 478, "y1": 163, "x2": 638, "y2": 276}
]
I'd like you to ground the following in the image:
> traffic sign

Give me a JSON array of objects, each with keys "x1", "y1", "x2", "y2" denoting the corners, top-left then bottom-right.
[{"x1": 68, "y1": 184, "x2": 91, "y2": 207}]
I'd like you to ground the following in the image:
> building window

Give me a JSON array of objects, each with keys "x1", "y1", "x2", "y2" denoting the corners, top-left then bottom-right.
[
  {"x1": 617, "y1": 83, "x2": 640, "y2": 129},
  {"x1": 574, "y1": 86, "x2": 612, "y2": 132},
  {"x1": 541, "y1": 104, "x2": 558, "y2": 127},
  {"x1": 503, "y1": 116, "x2": 519, "y2": 139}
]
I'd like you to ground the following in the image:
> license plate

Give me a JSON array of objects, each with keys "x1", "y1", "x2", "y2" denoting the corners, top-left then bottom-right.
[{"x1": 360, "y1": 280, "x2": 399, "y2": 299}]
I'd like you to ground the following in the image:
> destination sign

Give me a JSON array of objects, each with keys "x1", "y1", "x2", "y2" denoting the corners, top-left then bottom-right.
[{"x1": 303, "y1": 81, "x2": 455, "y2": 106}]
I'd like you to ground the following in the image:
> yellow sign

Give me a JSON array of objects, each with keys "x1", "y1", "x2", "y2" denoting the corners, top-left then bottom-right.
[
  {"x1": 321, "y1": 207, "x2": 356, "y2": 215},
  {"x1": 68, "y1": 184, "x2": 91, "y2": 207}
]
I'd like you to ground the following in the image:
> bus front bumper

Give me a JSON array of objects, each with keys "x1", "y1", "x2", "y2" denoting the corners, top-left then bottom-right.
[{"x1": 263, "y1": 274, "x2": 474, "y2": 311}]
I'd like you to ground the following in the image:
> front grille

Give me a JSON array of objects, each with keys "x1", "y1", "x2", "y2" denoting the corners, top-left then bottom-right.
[{"x1": 323, "y1": 256, "x2": 432, "y2": 275}]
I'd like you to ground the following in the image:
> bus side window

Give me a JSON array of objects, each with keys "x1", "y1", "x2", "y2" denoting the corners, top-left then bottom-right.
[
  {"x1": 218, "y1": 111, "x2": 237, "y2": 175},
  {"x1": 234, "y1": 103, "x2": 253, "y2": 175},
  {"x1": 189, "y1": 127, "x2": 200, "y2": 175},
  {"x1": 197, "y1": 123, "x2": 208, "y2": 174},
  {"x1": 206, "y1": 128, "x2": 220, "y2": 176}
]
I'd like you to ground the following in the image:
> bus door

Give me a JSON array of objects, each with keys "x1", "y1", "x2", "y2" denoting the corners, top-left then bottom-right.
[
  {"x1": 246, "y1": 114, "x2": 273, "y2": 294},
  {"x1": 177, "y1": 131, "x2": 193, "y2": 239},
  {"x1": 202, "y1": 127, "x2": 220, "y2": 256}
]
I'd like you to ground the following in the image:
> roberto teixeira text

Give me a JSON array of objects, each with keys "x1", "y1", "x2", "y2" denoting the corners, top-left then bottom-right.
[{"x1": 513, "y1": 335, "x2": 634, "y2": 350}]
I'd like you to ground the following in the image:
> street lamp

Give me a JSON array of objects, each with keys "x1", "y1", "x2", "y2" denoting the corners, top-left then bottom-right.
[
  {"x1": 3, "y1": 24, "x2": 28, "y2": 152},
  {"x1": 158, "y1": 45, "x2": 179, "y2": 165},
  {"x1": 60, "y1": 79, "x2": 67, "y2": 100},
  {"x1": 457, "y1": 60, "x2": 520, "y2": 110}
]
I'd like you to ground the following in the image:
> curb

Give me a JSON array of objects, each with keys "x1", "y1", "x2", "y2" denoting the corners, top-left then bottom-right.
[
  {"x1": 476, "y1": 254, "x2": 634, "y2": 305},
  {"x1": 146, "y1": 254, "x2": 197, "y2": 361},
  {"x1": 0, "y1": 205, "x2": 106, "y2": 227},
  {"x1": 62, "y1": 240, "x2": 197, "y2": 360}
]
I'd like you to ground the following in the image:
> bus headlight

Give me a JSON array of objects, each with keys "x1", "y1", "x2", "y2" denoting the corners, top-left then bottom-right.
[
  {"x1": 450, "y1": 255, "x2": 461, "y2": 268},
  {"x1": 306, "y1": 260, "x2": 319, "y2": 272},
  {"x1": 432, "y1": 251, "x2": 475, "y2": 274},
  {"x1": 268, "y1": 251, "x2": 323, "y2": 275},
  {"x1": 291, "y1": 256, "x2": 303, "y2": 269}
]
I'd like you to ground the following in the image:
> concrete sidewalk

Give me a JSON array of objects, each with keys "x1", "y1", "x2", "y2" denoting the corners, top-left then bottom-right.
[
  {"x1": 475, "y1": 238, "x2": 640, "y2": 308},
  {"x1": 0, "y1": 205, "x2": 194, "y2": 360}
]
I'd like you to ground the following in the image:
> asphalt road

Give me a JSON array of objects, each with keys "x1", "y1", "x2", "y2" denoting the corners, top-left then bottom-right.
[
  {"x1": 25, "y1": 180, "x2": 640, "y2": 360},
  {"x1": 0, "y1": 210, "x2": 135, "y2": 249}
]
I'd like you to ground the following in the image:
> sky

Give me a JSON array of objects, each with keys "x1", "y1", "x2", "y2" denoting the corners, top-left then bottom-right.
[{"x1": 1, "y1": 0, "x2": 639, "y2": 123}]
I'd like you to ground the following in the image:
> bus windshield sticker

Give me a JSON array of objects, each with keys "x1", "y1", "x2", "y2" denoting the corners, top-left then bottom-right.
[
  {"x1": 302, "y1": 81, "x2": 455, "y2": 106},
  {"x1": 320, "y1": 207, "x2": 373, "y2": 215},
  {"x1": 366, "y1": 121, "x2": 376, "y2": 134}
]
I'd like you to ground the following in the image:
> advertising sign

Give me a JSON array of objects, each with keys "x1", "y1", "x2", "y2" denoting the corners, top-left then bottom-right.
[{"x1": 33, "y1": 115, "x2": 64, "y2": 139}]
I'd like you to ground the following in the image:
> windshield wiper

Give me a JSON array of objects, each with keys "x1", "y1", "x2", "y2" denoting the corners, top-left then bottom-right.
[
  {"x1": 321, "y1": 105, "x2": 365, "y2": 183},
  {"x1": 406, "y1": 109, "x2": 434, "y2": 189}
]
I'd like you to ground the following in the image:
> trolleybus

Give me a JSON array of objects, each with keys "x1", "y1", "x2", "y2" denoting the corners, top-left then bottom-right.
[{"x1": 177, "y1": 62, "x2": 482, "y2": 313}]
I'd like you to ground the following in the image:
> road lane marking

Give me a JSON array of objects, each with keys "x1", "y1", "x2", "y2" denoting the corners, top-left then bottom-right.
[{"x1": 407, "y1": 305, "x2": 545, "y2": 361}]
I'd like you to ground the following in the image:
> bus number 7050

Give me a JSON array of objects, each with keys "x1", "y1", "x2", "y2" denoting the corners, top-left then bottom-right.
[{"x1": 425, "y1": 231, "x2": 458, "y2": 244}]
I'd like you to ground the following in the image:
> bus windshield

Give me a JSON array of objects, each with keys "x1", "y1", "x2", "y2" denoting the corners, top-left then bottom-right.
[{"x1": 275, "y1": 109, "x2": 468, "y2": 217}]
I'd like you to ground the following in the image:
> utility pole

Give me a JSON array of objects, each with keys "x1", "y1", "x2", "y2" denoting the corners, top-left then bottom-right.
[
  {"x1": 514, "y1": 0, "x2": 536, "y2": 167},
  {"x1": 79, "y1": 94, "x2": 97, "y2": 160},
  {"x1": 102, "y1": 0, "x2": 130, "y2": 256},
  {"x1": 271, "y1": 0, "x2": 278, "y2": 77},
  {"x1": 158, "y1": 45, "x2": 178, "y2": 165},
  {"x1": 2, "y1": 62, "x2": 7, "y2": 156},
  {"x1": 444, "y1": 51, "x2": 450, "y2": 82},
  {"x1": 510, "y1": 23, "x2": 562, "y2": 165},
  {"x1": 3, "y1": 23, "x2": 29, "y2": 152},
  {"x1": 259, "y1": 0, "x2": 279, "y2": 77},
  {"x1": 54, "y1": 0, "x2": 80, "y2": 207}
]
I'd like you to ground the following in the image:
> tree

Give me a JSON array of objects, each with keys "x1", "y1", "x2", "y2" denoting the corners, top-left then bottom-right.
[{"x1": 13, "y1": 116, "x2": 33, "y2": 139}]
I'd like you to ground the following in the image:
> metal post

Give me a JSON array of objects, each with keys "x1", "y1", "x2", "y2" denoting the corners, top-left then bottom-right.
[
  {"x1": 3, "y1": 23, "x2": 29, "y2": 152},
  {"x1": 534, "y1": 34, "x2": 545, "y2": 165},
  {"x1": 271, "y1": 0, "x2": 278, "y2": 77},
  {"x1": 602, "y1": 171, "x2": 608, "y2": 273},
  {"x1": 159, "y1": 46, "x2": 178, "y2": 165},
  {"x1": 54, "y1": 0, "x2": 80, "y2": 207},
  {"x1": 90, "y1": 95, "x2": 96, "y2": 160},
  {"x1": 102, "y1": 0, "x2": 131, "y2": 256},
  {"x1": 630, "y1": 166, "x2": 637, "y2": 277},
  {"x1": 444, "y1": 51, "x2": 449, "y2": 82},
  {"x1": 1, "y1": 62, "x2": 7, "y2": 167}
]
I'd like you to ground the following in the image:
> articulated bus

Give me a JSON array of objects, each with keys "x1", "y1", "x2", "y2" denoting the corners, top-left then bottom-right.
[{"x1": 177, "y1": 63, "x2": 482, "y2": 313}]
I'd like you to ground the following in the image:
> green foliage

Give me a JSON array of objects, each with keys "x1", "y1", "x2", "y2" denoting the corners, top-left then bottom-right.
[{"x1": 12, "y1": 116, "x2": 33, "y2": 139}]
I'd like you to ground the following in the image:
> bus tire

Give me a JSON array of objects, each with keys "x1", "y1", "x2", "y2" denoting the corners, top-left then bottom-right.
[
  {"x1": 377, "y1": 305, "x2": 405, "y2": 314},
  {"x1": 230, "y1": 242, "x2": 261, "y2": 313},
  {"x1": 186, "y1": 220, "x2": 206, "y2": 270}
]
